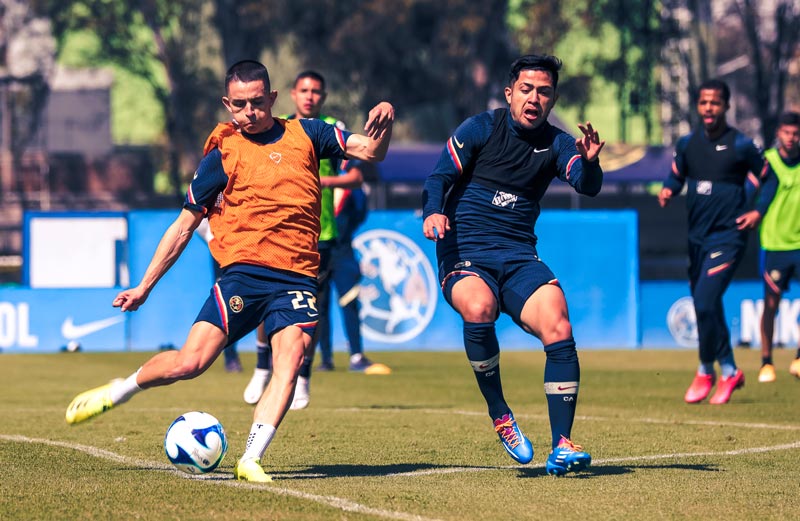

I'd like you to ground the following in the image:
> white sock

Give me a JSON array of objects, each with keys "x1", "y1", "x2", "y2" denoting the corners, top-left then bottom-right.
[
  {"x1": 252, "y1": 368, "x2": 271, "y2": 379},
  {"x1": 242, "y1": 423, "x2": 277, "y2": 461},
  {"x1": 109, "y1": 368, "x2": 142, "y2": 405}
]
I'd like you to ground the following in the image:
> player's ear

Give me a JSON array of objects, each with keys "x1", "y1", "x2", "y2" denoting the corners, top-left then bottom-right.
[
  {"x1": 269, "y1": 90, "x2": 278, "y2": 107},
  {"x1": 504, "y1": 86, "x2": 512, "y2": 105}
]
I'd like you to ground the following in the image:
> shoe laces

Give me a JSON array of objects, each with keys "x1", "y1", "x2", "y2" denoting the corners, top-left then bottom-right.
[
  {"x1": 494, "y1": 416, "x2": 521, "y2": 449},
  {"x1": 556, "y1": 435, "x2": 582, "y2": 453}
]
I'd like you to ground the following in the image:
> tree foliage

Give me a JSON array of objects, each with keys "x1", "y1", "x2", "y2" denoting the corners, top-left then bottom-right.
[{"x1": 31, "y1": 0, "x2": 220, "y2": 197}]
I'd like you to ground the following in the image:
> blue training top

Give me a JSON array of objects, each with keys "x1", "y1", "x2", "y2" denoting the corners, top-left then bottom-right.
[
  {"x1": 662, "y1": 126, "x2": 763, "y2": 248},
  {"x1": 422, "y1": 108, "x2": 603, "y2": 250}
]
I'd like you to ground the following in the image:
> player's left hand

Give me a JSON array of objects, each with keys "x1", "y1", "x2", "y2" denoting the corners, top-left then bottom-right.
[
  {"x1": 736, "y1": 209, "x2": 761, "y2": 230},
  {"x1": 364, "y1": 102, "x2": 394, "y2": 139},
  {"x1": 576, "y1": 122, "x2": 605, "y2": 162}
]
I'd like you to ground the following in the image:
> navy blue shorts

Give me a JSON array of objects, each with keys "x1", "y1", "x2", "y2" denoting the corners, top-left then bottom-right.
[
  {"x1": 438, "y1": 247, "x2": 559, "y2": 323},
  {"x1": 762, "y1": 249, "x2": 800, "y2": 295},
  {"x1": 195, "y1": 265, "x2": 319, "y2": 344}
]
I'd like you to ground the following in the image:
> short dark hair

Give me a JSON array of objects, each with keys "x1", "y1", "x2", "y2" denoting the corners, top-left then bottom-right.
[
  {"x1": 508, "y1": 55, "x2": 562, "y2": 89},
  {"x1": 697, "y1": 79, "x2": 730, "y2": 104},
  {"x1": 778, "y1": 111, "x2": 800, "y2": 128},
  {"x1": 294, "y1": 70, "x2": 326, "y2": 90},
  {"x1": 225, "y1": 60, "x2": 271, "y2": 93}
]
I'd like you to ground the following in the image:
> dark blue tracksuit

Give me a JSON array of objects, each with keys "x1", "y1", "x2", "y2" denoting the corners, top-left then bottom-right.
[{"x1": 663, "y1": 126, "x2": 763, "y2": 365}]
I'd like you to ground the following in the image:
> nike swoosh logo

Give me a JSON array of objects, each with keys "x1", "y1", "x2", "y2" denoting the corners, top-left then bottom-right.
[
  {"x1": 533, "y1": 147, "x2": 550, "y2": 153},
  {"x1": 715, "y1": 145, "x2": 728, "y2": 151},
  {"x1": 557, "y1": 385, "x2": 578, "y2": 391},
  {"x1": 710, "y1": 251, "x2": 723, "y2": 259},
  {"x1": 61, "y1": 316, "x2": 125, "y2": 339},
  {"x1": 453, "y1": 136, "x2": 465, "y2": 149}
]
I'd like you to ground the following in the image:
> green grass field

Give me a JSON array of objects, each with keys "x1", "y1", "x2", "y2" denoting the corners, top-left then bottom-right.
[{"x1": 2, "y1": 348, "x2": 799, "y2": 520}]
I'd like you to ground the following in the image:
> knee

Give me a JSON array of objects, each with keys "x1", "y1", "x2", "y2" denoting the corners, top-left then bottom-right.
[
  {"x1": 459, "y1": 299, "x2": 496, "y2": 323},
  {"x1": 169, "y1": 357, "x2": 207, "y2": 380},
  {"x1": 539, "y1": 317, "x2": 572, "y2": 346}
]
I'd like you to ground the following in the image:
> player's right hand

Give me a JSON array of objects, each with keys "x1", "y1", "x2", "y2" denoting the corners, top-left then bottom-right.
[
  {"x1": 657, "y1": 187, "x2": 673, "y2": 208},
  {"x1": 112, "y1": 287, "x2": 149, "y2": 312},
  {"x1": 423, "y1": 213, "x2": 450, "y2": 241}
]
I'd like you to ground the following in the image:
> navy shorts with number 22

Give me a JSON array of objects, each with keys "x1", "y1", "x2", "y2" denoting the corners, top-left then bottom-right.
[{"x1": 195, "y1": 265, "x2": 319, "y2": 345}]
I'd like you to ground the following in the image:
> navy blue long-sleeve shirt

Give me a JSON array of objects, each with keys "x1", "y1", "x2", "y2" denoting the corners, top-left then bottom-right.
[
  {"x1": 663, "y1": 126, "x2": 763, "y2": 248},
  {"x1": 422, "y1": 108, "x2": 603, "y2": 249}
]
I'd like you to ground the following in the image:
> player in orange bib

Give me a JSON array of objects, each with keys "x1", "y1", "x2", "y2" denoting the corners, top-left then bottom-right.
[{"x1": 65, "y1": 60, "x2": 394, "y2": 483}]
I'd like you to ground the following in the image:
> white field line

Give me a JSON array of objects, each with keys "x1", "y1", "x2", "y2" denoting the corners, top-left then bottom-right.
[{"x1": 0, "y1": 434, "x2": 440, "y2": 521}]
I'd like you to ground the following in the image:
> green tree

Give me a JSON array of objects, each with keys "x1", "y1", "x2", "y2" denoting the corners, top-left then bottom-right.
[{"x1": 32, "y1": 0, "x2": 221, "y2": 198}]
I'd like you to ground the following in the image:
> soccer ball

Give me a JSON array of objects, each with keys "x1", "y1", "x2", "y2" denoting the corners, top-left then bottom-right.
[{"x1": 164, "y1": 411, "x2": 228, "y2": 475}]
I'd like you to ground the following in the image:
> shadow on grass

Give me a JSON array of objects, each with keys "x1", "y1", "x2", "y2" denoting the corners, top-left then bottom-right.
[
  {"x1": 517, "y1": 462, "x2": 722, "y2": 479},
  {"x1": 146, "y1": 461, "x2": 723, "y2": 481}
]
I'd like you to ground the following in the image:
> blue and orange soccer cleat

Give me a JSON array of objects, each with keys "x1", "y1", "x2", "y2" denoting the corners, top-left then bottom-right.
[
  {"x1": 546, "y1": 436, "x2": 591, "y2": 476},
  {"x1": 493, "y1": 412, "x2": 534, "y2": 464}
]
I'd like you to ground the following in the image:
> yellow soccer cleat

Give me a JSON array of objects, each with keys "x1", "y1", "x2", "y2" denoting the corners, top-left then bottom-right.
[
  {"x1": 790, "y1": 358, "x2": 800, "y2": 379},
  {"x1": 758, "y1": 364, "x2": 776, "y2": 383},
  {"x1": 65, "y1": 382, "x2": 117, "y2": 424},
  {"x1": 233, "y1": 458, "x2": 273, "y2": 483}
]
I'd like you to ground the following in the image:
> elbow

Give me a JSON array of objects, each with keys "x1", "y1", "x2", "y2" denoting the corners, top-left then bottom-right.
[{"x1": 577, "y1": 179, "x2": 603, "y2": 197}]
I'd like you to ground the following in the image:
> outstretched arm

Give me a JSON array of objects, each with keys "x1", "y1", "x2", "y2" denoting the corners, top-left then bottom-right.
[
  {"x1": 575, "y1": 122, "x2": 606, "y2": 161},
  {"x1": 344, "y1": 102, "x2": 395, "y2": 162},
  {"x1": 113, "y1": 208, "x2": 205, "y2": 312}
]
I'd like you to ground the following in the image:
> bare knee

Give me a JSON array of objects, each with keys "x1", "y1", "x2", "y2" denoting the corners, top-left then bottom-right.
[
  {"x1": 538, "y1": 317, "x2": 573, "y2": 346},
  {"x1": 168, "y1": 355, "x2": 209, "y2": 381},
  {"x1": 458, "y1": 298, "x2": 496, "y2": 323}
]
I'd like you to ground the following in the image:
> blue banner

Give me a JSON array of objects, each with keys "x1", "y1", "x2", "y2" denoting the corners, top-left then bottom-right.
[{"x1": 327, "y1": 209, "x2": 639, "y2": 351}]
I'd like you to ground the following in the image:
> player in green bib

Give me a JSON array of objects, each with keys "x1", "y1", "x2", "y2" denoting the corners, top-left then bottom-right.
[{"x1": 757, "y1": 112, "x2": 800, "y2": 382}]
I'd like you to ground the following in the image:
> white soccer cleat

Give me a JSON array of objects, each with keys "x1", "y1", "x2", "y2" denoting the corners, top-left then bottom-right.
[
  {"x1": 290, "y1": 376, "x2": 310, "y2": 410},
  {"x1": 243, "y1": 369, "x2": 272, "y2": 405}
]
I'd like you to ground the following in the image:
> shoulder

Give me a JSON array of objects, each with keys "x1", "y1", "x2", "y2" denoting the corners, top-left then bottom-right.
[
  {"x1": 320, "y1": 114, "x2": 346, "y2": 130},
  {"x1": 457, "y1": 110, "x2": 496, "y2": 137},
  {"x1": 203, "y1": 122, "x2": 239, "y2": 154},
  {"x1": 675, "y1": 132, "x2": 695, "y2": 153},
  {"x1": 731, "y1": 128, "x2": 759, "y2": 151}
]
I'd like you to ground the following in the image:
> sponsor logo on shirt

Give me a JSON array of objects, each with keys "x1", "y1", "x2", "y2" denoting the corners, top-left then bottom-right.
[
  {"x1": 696, "y1": 180, "x2": 713, "y2": 195},
  {"x1": 492, "y1": 191, "x2": 518, "y2": 208},
  {"x1": 715, "y1": 144, "x2": 728, "y2": 152}
]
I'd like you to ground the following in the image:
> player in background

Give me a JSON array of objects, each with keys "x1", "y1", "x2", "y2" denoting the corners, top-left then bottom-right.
[
  {"x1": 65, "y1": 60, "x2": 394, "y2": 483},
  {"x1": 422, "y1": 54, "x2": 603, "y2": 476},
  {"x1": 658, "y1": 79, "x2": 763, "y2": 404},
  {"x1": 243, "y1": 70, "x2": 390, "y2": 410},
  {"x1": 315, "y1": 160, "x2": 391, "y2": 374},
  {"x1": 756, "y1": 111, "x2": 800, "y2": 382}
]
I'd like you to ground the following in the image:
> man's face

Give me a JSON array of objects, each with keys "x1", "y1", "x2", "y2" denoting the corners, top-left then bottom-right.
[
  {"x1": 776, "y1": 123, "x2": 800, "y2": 157},
  {"x1": 222, "y1": 80, "x2": 276, "y2": 134},
  {"x1": 696, "y1": 88, "x2": 729, "y2": 134},
  {"x1": 291, "y1": 77, "x2": 326, "y2": 119},
  {"x1": 504, "y1": 69, "x2": 558, "y2": 131}
]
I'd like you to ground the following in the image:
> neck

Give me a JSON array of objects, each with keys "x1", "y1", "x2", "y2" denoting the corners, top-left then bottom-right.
[
  {"x1": 780, "y1": 147, "x2": 800, "y2": 160},
  {"x1": 705, "y1": 122, "x2": 728, "y2": 140}
]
